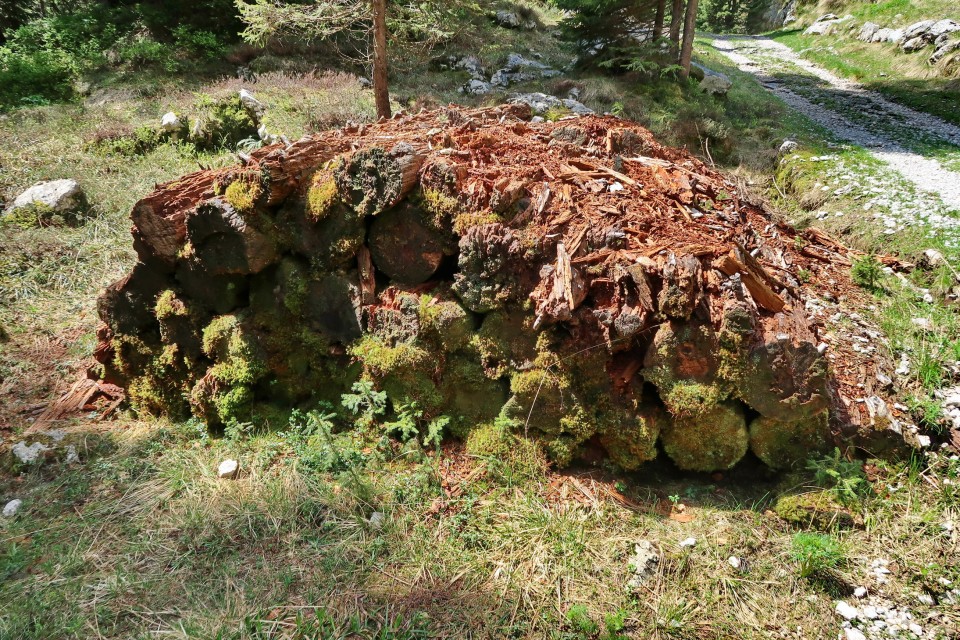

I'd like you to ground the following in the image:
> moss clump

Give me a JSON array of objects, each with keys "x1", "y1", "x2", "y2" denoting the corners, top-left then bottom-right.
[
  {"x1": 660, "y1": 401, "x2": 748, "y2": 472},
  {"x1": 452, "y1": 210, "x2": 502, "y2": 235},
  {"x1": 599, "y1": 405, "x2": 668, "y2": 471},
  {"x1": 224, "y1": 176, "x2": 263, "y2": 213},
  {"x1": 420, "y1": 187, "x2": 460, "y2": 228},
  {"x1": 660, "y1": 381, "x2": 726, "y2": 419},
  {"x1": 472, "y1": 311, "x2": 537, "y2": 379},
  {"x1": 749, "y1": 412, "x2": 831, "y2": 470},
  {"x1": 774, "y1": 491, "x2": 859, "y2": 531},
  {"x1": 190, "y1": 94, "x2": 260, "y2": 150},
  {"x1": 350, "y1": 335, "x2": 442, "y2": 413},
  {"x1": 155, "y1": 289, "x2": 189, "y2": 319},
  {"x1": 466, "y1": 421, "x2": 548, "y2": 481},
  {"x1": 418, "y1": 294, "x2": 474, "y2": 353},
  {"x1": 306, "y1": 170, "x2": 339, "y2": 220},
  {"x1": 440, "y1": 352, "x2": 507, "y2": 436}
]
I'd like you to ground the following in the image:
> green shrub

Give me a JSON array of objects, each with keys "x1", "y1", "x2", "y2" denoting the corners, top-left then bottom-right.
[
  {"x1": 806, "y1": 448, "x2": 871, "y2": 506},
  {"x1": 0, "y1": 48, "x2": 74, "y2": 109},
  {"x1": 790, "y1": 532, "x2": 845, "y2": 579},
  {"x1": 851, "y1": 254, "x2": 884, "y2": 290}
]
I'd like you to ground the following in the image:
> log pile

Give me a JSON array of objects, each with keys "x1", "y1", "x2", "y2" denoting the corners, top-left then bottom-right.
[{"x1": 94, "y1": 104, "x2": 911, "y2": 471}]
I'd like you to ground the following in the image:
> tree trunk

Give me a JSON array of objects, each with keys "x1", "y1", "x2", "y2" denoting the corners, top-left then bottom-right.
[
  {"x1": 669, "y1": 0, "x2": 684, "y2": 48},
  {"x1": 371, "y1": 0, "x2": 391, "y2": 120},
  {"x1": 653, "y1": 0, "x2": 666, "y2": 40},
  {"x1": 679, "y1": 0, "x2": 699, "y2": 78},
  {"x1": 369, "y1": 203, "x2": 448, "y2": 284}
]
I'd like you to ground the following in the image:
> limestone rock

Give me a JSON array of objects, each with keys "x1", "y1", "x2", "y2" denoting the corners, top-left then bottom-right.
[
  {"x1": 901, "y1": 36, "x2": 928, "y2": 53},
  {"x1": 161, "y1": 112, "x2": 181, "y2": 132},
  {"x1": 509, "y1": 93, "x2": 593, "y2": 116},
  {"x1": 217, "y1": 459, "x2": 239, "y2": 478},
  {"x1": 858, "y1": 22, "x2": 880, "y2": 42},
  {"x1": 6, "y1": 179, "x2": 88, "y2": 223},
  {"x1": 2, "y1": 499, "x2": 22, "y2": 517},
  {"x1": 12, "y1": 441, "x2": 49, "y2": 464},
  {"x1": 494, "y1": 10, "x2": 522, "y2": 29}
]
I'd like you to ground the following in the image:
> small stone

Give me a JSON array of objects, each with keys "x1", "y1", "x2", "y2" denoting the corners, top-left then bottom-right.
[
  {"x1": 844, "y1": 628, "x2": 866, "y2": 640},
  {"x1": 217, "y1": 459, "x2": 239, "y2": 479},
  {"x1": 916, "y1": 434, "x2": 931, "y2": 448},
  {"x1": 368, "y1": 511, "x2": 385, "y2": 530},
  {"x1": 679, "y1": 537, "x2": 696, "y2": 548},
  {"x1": 64, "y1": 445, "x2": 79, "y2": 464},
  {"x1": 862, "y1": 605, "x2": 878, "y2": 619},
  {"x1": 854, "y1": 586, "x2": 867, "y2": 598},
  {"x1": 779, "y1": 140, "x2": 799, "y2": 155},
  {"x1": 12, "y1": 441, "x2": 49, "y2": 464},
  {"x1": 2, "y1": 499, "x2": 22, "y2": 517},
  {"x1": 727, "y1": 556, "x2": 741, "y2": 569},
  {"x1": 911, "y1": 317, "x2": 933, "y2": 331},
  {"x1": 160, "y1": 112, "x2": 181, "y2": 132},
  {"x1": 836, "y1": 601, "x2": 859, "y2": 620},
  {"x1": 238, "y1": 89, "x2": 264, "y2": 114},
  {"x1": 917, "y1": 593, "x2": 934, "y2": 606},
  {"x1": 908, "y1": 622, "x2": 923, "y2": 635}
]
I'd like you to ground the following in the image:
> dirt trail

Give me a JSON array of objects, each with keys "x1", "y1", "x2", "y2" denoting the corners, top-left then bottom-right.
[{"x1": 710, "y1": 35, "x2": 960, "y2": 213}]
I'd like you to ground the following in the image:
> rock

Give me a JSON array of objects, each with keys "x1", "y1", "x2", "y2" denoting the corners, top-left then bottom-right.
[
  {"x1": 679, "y1": 537, "x2": 697, "y2": 548},
  {"x1": 901, "y1": 36, "x2": 928, "y2": 53},
  {"x1": 901, "y1": 20, "x2": 936, "y2": 42},
  {"x1": 367, "y1": 511, "x2": 385, "y2": 529},
  {"x1": 626, "y1": 540, "x2": 660, "y2": 588},
  {"x1": 2, "y1": 499, "x2": 22, "y2": 517},
  {"x1": 922, "y1": 248, "x2": 946, "y2": 266},
  {"x1": 854, "y1": 586, "x2": 867, "y2": 598},
  {"x1": 805, "y1": 14, "x2": 851, "y2": 36},
  {"x1": 454, "y1": 55, "x2": 485, "y2": 79},
  {"x1": 6, "y1": 179, "x2": 88, "y2": 224},
  {"x1": 494, "y1": 10, "x2": 522, "y2": 29},
  {"x1": 930, "y1": 39, "x2": 960, "y2": 64},
  {"x1": 461, "y1": 79, "x2": 493, "y2": 95},
  {"x1": 836, "y1": 600, "x2": 859, "y2": 620},
  {"x1": 12, "y1": 441, "x2": 49, "y2": 464},
  {"x1": 929, "y1": 19, "x2": 960, "y2": 39},
  {"x1": 160, "y1": 112, "x2": 181, "y2": 132},
  {"x1": 844, "y1": 628, "x2": 866, "y2": 640},
  {"x1": 911, "y1": 317, "x2": 934, "y2": 331},
  {"x1": 872, "y1": 28, "x2": 903, "y2": 43},
  {"x1": 238, "y1": 89, "x2": 264, "y2": 115},
  {"x1": 509, "y1": 93, "x2": 594, "y2": 117},
  {"x1": 779, "y1": 140, "x2": 799, "y2": 155},
  {"x1": 217, "y1": 459, "x2": 239, "y2": 478},
  {"x1": 700, "y1": 73, "x2": 732, "y2": 96},
  {"x1": 858, "y1": 22, "x2": 880, "y2": 42},
  {"x1": 727, "y1": 556, "x2": 741, "y2": 569},
  {"x1": 490, "y1": 54, "x2": 560, "y2": 88}
]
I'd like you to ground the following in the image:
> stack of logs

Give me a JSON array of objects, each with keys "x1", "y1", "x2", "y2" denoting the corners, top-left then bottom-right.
[{"x1": 94, "y1": 103, "x2": 906, "y2": 472}]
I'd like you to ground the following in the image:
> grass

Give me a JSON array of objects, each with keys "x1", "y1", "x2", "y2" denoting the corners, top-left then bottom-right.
[{"x1": 1, "y1": 420, "x2": 959, "y2": 638}]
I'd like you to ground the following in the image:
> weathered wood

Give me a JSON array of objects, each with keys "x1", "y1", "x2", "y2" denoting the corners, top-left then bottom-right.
[
  {"x1": 358, "y1": 246, "x2": 376, "y2": 305},
  {"x1": 713, "y1": 249, "x2": 786, "y2": 313},
  {"x1": 336, "y1": 143, "x2": 426, "y2": 217},
  {"x1": 658, "y1": 252, "x2": 702, "y2": 319},
  {"x1": 186, "y1": 199, "x2": 277, "y2": 275}
]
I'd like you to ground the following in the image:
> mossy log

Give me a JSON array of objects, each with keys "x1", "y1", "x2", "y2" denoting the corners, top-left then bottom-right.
[
  {"x1": 94, "y1": 104, "x2": 908, "y2": 469},
  {"x1": 368, "y1": 202, "x2": 452, "y2": 284}
]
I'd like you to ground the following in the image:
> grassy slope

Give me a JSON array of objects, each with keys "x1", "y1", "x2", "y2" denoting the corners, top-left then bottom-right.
[
  {"x1": 2, "y1": 2, "x2": 960, "y2": 638},
  {"x1": 770, "y1": 0, "x2": 960, "y2": 126}
]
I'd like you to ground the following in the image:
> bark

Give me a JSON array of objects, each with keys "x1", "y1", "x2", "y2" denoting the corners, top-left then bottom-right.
[
  {"x1": 679, "y1": 0, "x2": 699, "y2": 77},
  {"x1": 653, "y1": 0, "x2": 666, "y2": 40},
  {"x1": 669, "y1": 0, "x2": 684, "y2": 48},
  {"x1": 185, "y1": 199, "x2": 277, "y2": 275},
  {"x1": 336, "y1": 143, "x2": 426, "y2": 217},
  {"x1": 371, "y1": 0, "x2": 391, "y2": 120}
]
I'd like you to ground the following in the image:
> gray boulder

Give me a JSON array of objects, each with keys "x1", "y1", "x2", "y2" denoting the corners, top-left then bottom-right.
[
  {"x1": 804, "y1": 15, "x2": 852, "y2": 36},
  {"x1": 694, "y1": 64, "x2": 732, "y2": 96},
  {"x1": 858, "y1": 22, "x2": 880, "y2": 42},
  {"x1": 901, "y1": 36, "x2": 929, "y2": 52},
  {"x1": 461, "y1": 79, "x2": 493, "y2": 95},
  {"x1": 901, "y1": 19, "x2": 936, "y2": 42},
  {"x1": 509, "y1": 93, "x2": 594, "y2": 117},
  {"x1": 494, "y1": 10, "x2": 522, "y2": 29},
  {"x1": 2, "y1": 499, "x2": 21, "y2": 518},
  {"x1": 490, "y1": 54, "x2": 561, "y2": 88},
  {"x1": 930, "y1": 19, "x2": 960, "y2": 39},
  {"x1": 930, "y1": 39, "x2": 960, "y2": 63},
  {"x1": 872, "y1": 28, "x2": 903, "y2": 43},
  {"x1": 5, "y1": 179, "x2": 88, "y2": 224}
]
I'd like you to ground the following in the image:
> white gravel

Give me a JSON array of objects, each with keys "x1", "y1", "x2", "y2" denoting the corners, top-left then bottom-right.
[{"x1": 710, "y1": 35, "x2": 960, "y2": 212}]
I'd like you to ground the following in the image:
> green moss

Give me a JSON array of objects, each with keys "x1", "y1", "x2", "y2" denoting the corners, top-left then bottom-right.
[
  {"x1": 441, "y1": 352, "x2": 507, "y2": 435},
  {"x1": 224, "y1": 176, "x2": 263, "y2": 212},
  {"x1": 452, "y1": 209, "x2": 502, "y2": 235},
  {"x1": 202, "y1": 315, "x2": 239, "y2": 357},
  {"x1": 465, "y1": 421, "x2": 548, "y2": 481},
  {"x1": 660, "y1": 401, "x2": 749, "y2": 472},
  {"x1": 418, "y1": 294, "x2": 473, "y2": 353},
  {"x1": 598, "y1": 405, "x2": 668, "y2": 471},
  {"x1": 774, "y1": 491, "x2": 859, "y2": 531},
  {"x1": 209, "y1": 328, "x2": 267, "y2": 385},
  {"x1": 110, "y1": 334, "x2": 156, "y2": 378},
  {"x1": 306, "y1": 171, "x2": 339, "y2": 220},
  {"x1": 350, "y1": 335, "x2": 443, "y2": 413},
  {"x1": 472, "y1": 311, "x2": 537, "y2": 379},
  {"x1": 154, "y1": 289, "x2": 189, "y2": 320},
  {"x1": 190, "y1": 93, "x2": 260, "y2": 150},
  {"x1": 749, "y1": 412, "x2": 831, "y2": 470},
  {"x1": 420, "y1": 187, "x2": 460, "y2": 228},
  {"x1": 660, "y1": 381, "x2": 726, "y2": 419}
]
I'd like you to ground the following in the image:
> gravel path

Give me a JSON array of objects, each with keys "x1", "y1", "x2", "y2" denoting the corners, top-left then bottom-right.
[{"x1": 709, "y1": 35, "x2": 960, "y2": 212}]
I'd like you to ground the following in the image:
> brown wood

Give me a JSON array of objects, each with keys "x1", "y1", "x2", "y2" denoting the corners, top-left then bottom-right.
[
  {"x1": 371, "y1": 0, "x2": 391, "y2": 120},
  {"x1": 653, "y1": 0, "x2": 666, "y2": 40},
  {"x1": 679, "y1": 0, "x2": 699, "y2": 77},
  {"x1": 714, "y1": 251, "x2": 786, "y2": 313},
  {"x1": 669, "y1": 0, "x2": 684, "y2": 47}
]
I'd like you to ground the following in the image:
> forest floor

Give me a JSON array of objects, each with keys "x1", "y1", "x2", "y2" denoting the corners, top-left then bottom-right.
[{"x1": 2, "y1": 4, "x2": 960, "y2": 638}]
